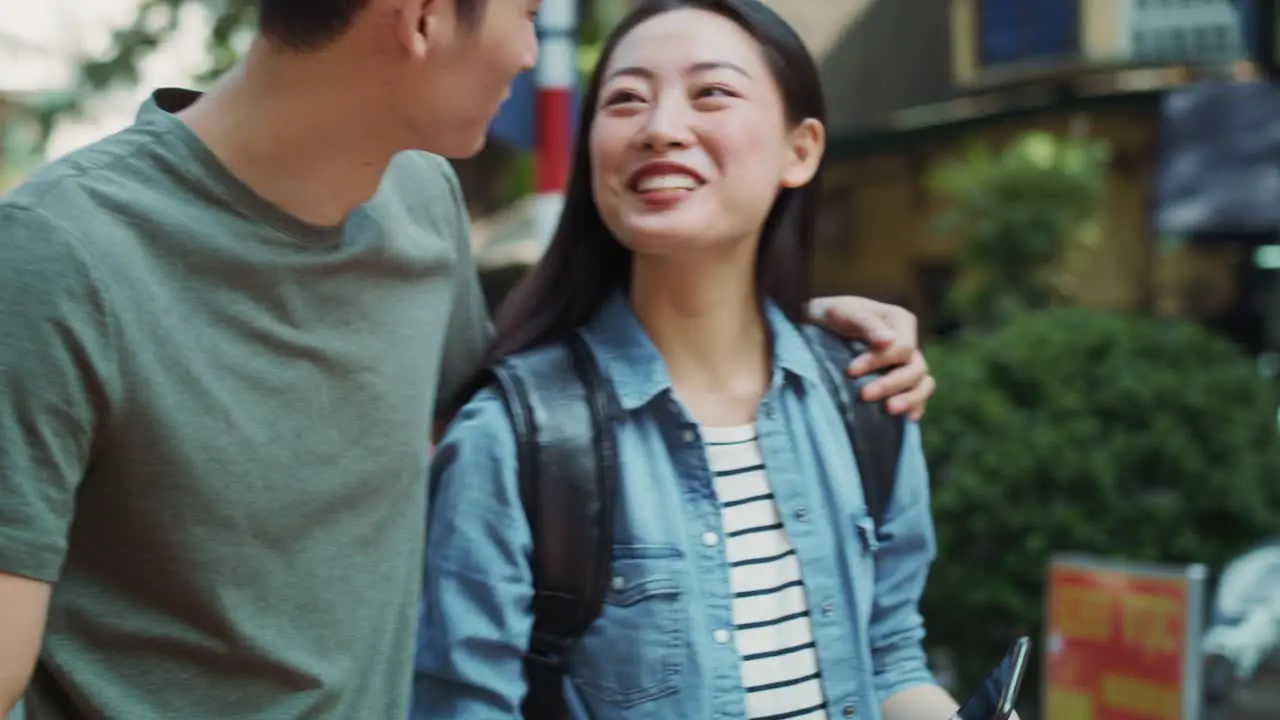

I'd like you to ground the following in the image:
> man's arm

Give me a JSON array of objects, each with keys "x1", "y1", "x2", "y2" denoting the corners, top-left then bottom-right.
[
  {"x1": 0, "y1": 205, "x2": 116, "y2": 709},
  {"x1": 0, "y1": 575, "x2": 50, "y2": 714}
]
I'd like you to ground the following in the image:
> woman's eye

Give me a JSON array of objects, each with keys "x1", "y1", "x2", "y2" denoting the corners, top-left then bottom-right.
[
  {"x1": 697, "y1": 85, "x2": 735, "y2": 99},
  {"x1": 603, "y1": 90, "x2": 644, "y2": 106}
]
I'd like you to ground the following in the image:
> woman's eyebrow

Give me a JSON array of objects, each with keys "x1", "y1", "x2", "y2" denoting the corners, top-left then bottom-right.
[{"x1": 605, "y1": 60, "x2": 752, "y2": 83}]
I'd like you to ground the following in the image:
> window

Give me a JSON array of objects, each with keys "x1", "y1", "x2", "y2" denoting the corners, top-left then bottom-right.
[
  {"x1": 978, "y1": 0, "x2": 1080, "y2": 66},
  {"x1": 1128, "y1": 0, "x2": 1245, "y2": 62}
]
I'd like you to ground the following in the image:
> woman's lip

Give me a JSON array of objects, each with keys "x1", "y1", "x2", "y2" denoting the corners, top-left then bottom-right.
[{"x1": 634, "y1": 187, "x2": 696, "y2": 210}]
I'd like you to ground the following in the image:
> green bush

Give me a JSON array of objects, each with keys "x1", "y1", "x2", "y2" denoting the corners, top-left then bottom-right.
[{"x1": 920, "y1": 308, "x2": 1280, "y2": 695}]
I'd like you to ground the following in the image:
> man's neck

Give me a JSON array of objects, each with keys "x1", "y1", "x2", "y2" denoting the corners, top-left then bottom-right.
[{"x1": 177, "y1": 41, "x2": 400, "y2": 227}]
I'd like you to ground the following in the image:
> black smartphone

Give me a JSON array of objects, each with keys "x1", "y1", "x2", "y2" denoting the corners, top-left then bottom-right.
[{"x1": 954, "y1": 636, "x2": 1032, "y2": 720}]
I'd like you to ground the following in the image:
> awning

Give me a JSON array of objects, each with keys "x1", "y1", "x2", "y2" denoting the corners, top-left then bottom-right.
[{"x1": 1154, "y1": 81, "x2": 1280, "y2": 235}]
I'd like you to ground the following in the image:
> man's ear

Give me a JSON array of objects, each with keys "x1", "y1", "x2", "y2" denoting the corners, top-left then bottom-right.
[
  {"x1": 780, "y1": 118, "x2": 826, "y2": 189},
  {"x1": 392, "y1": 0, "x2": 437, "y2": 58}
]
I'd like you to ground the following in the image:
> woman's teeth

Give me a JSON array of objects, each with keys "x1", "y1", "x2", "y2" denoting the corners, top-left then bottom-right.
[{"x1": 635, "y1": 174, "x2": 700, "y2": 193}]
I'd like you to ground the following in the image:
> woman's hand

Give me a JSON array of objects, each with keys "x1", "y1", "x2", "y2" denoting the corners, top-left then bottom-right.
[{"x1": 807, "y1": 296, "x2": 936, "y2": 421}]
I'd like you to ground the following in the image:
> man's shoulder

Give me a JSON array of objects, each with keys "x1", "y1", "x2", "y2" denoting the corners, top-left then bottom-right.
[
  {"x1": 385, "y1": 150, "x2": 460, "y2": 196},
  {"x1": 0, "y1": 183, "x2": 95, "y2": 280},
  {"x1": 375, "y1": 151, "x2": 466, "y2": 238},
  {"x1": 0, "y1": 201, "x2": 106, "y2": 335},
  {"x1": 3, "y1": 122, "x2": 167, "y2": 218},
  {"x1": 0, "y1": 123, "x2": 183, "y2": 308}
]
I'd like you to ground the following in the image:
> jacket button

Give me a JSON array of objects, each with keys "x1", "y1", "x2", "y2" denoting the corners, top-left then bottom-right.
[
  {"x1": 702, "y1": 532, "x2": 720, "y2": 547},
  {"x1": 843, "y1": 703, "x2": 856, "y2": 718},
  {"x1": 713, "y1": 629, "x2": 731, "y2": 644},
  {"x1": 794, "y1": 507, "x2": 809, "y2": 522},
  {"x1": 681, "y1": 429, "x2": 696, "y2": 443},
  {"x1": 611, "y1": 576, "x2": 627, "y2": 591},
  {"x1": 821, "y1": 601, "x2": 835, "y2": 617}
]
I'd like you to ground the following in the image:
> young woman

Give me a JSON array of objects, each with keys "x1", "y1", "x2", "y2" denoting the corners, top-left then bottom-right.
[{"x1": 413, "y1": 1, "x2": 960, "y2": 718}]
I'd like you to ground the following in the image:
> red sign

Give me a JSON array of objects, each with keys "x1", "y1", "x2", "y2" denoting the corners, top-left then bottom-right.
[{"x1": 1044, "y1": 559, "x2": 1197, "y2": 720}]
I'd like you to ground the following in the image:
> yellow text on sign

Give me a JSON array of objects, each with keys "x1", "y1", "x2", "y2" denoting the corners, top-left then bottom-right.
[
  {"x1": 1054, "y1": 583, "x2": 1184, "y2": 654},
  {"x1": 1100, "y1": 674, "x2": 1180, "y2": 719},
  {"x1": 1046, "y1": 688, "x2": 1093, "y2": 720}
]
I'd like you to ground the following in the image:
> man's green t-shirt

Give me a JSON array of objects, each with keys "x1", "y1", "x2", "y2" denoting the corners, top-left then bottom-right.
[{"x1": 0, "y1": 89, "x2": 491, "y2": 718}]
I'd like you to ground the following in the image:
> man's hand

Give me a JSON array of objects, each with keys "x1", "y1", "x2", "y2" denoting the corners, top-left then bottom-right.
[{"x1": 808, "y1": 296, "x2": 936, "y2": 421}]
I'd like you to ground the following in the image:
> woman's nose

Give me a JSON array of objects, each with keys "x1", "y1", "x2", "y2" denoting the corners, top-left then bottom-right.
[{"x1": 638, "y1": 102, "x2": 694, "y2": 151}]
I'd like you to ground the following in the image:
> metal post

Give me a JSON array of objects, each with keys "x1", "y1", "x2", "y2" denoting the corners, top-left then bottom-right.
[{"x1": 533, "y1": 0, "x2": 578, "y2": 247}]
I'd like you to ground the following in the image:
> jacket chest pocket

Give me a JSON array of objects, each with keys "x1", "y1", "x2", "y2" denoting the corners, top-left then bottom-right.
[{"x1": 570, "y1": 546, "x2": 685, "y2": 708}]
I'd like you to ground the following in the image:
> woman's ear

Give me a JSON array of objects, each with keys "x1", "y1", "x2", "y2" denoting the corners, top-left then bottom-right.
[{"x1": 780, "y1": 118, "x2": 826, "y2": 189}]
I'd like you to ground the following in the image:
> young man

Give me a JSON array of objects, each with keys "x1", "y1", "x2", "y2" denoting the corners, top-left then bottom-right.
[{"x1": 0, "y1": 1, "x2": 936, "y2": 717}]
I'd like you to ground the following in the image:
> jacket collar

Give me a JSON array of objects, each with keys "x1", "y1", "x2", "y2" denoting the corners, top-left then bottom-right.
[{"x1": 578, "y1": 292, "x2": 825, "y2": 411}]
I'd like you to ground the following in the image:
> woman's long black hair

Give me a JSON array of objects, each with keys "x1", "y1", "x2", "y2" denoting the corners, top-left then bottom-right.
[{"x1": 455, "y1": 0, "x2": 827, "y2": 411}]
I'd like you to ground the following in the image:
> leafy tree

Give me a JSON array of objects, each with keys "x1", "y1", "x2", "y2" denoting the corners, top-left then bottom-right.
[
  {"x1": 928, "y1": 131, "x2": 1111, "y2": 327},
  {"x1": 34, "y1": 0, "x2": 256, "y2": 140}
]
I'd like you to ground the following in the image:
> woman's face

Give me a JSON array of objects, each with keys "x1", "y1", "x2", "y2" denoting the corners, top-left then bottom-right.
[{"x1": 589, "y1": 8, "x2": 823, "y2": 257}]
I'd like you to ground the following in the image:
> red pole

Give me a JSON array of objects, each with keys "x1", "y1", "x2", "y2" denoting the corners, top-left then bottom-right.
[{"x1": 532, "y1": 0, "x2": 578, "y2": 246}]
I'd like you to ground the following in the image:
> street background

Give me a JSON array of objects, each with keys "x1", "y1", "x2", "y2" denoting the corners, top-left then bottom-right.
[{"x1": 3, "y1": 1, "x2": 1280, "y2": 718}]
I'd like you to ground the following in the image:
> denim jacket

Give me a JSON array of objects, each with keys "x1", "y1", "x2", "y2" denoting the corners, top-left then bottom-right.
[{"x1": 413, "y1": 293, "x2": 938, "y2": 720}]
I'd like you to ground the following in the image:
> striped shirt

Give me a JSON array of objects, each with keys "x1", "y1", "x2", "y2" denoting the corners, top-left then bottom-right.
[{"x1": 703, "y1": 423, "x2": 830, "y2": 720}]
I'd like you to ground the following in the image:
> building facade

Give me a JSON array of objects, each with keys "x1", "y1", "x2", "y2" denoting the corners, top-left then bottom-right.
[{"x1": 817, "y1": 0, "x2": 1280, "y2": 355}]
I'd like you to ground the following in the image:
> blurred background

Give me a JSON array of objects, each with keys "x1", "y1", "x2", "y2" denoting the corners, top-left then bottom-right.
[{"x1": 4, "y1": 0, "x2": 1280, "y2": 718}]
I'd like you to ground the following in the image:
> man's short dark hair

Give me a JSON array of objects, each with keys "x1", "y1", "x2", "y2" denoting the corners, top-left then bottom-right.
[{"x1": 257, "y1": 0, "x2": 487, "y2": 51}]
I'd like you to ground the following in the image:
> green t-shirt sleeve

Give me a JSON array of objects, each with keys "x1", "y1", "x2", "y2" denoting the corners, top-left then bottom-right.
[
  {"x1": 0, "y1": 205, "x2": 118, "y2": 582},
  {"x1": 433, "y1": 158, "x2": 494, "y2": 417}
]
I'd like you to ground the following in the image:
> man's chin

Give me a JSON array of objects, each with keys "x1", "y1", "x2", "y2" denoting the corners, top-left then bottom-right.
[
  {"x1": 463, "y1": 130, "x2": 491, "y2": 158},
  {"x1": 423, "y1": 130, "x2": 491, "y2": 160}
]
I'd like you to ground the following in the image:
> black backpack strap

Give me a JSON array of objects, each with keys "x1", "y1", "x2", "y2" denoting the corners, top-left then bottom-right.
[
  {"x1": 491, "y1": 333, "x2": 621, "y2": 720},
  {"x1": 798, "y1": 324, "x2": 905, "y2": 530}
]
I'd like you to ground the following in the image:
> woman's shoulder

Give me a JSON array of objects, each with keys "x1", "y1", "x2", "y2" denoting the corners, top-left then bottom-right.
[
  {"x1": 436, "y1": 385, "x2": 518, "y2": 470},
  {"x1": 440, "y1": 338, "x2": 584, "y2": 450}
]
